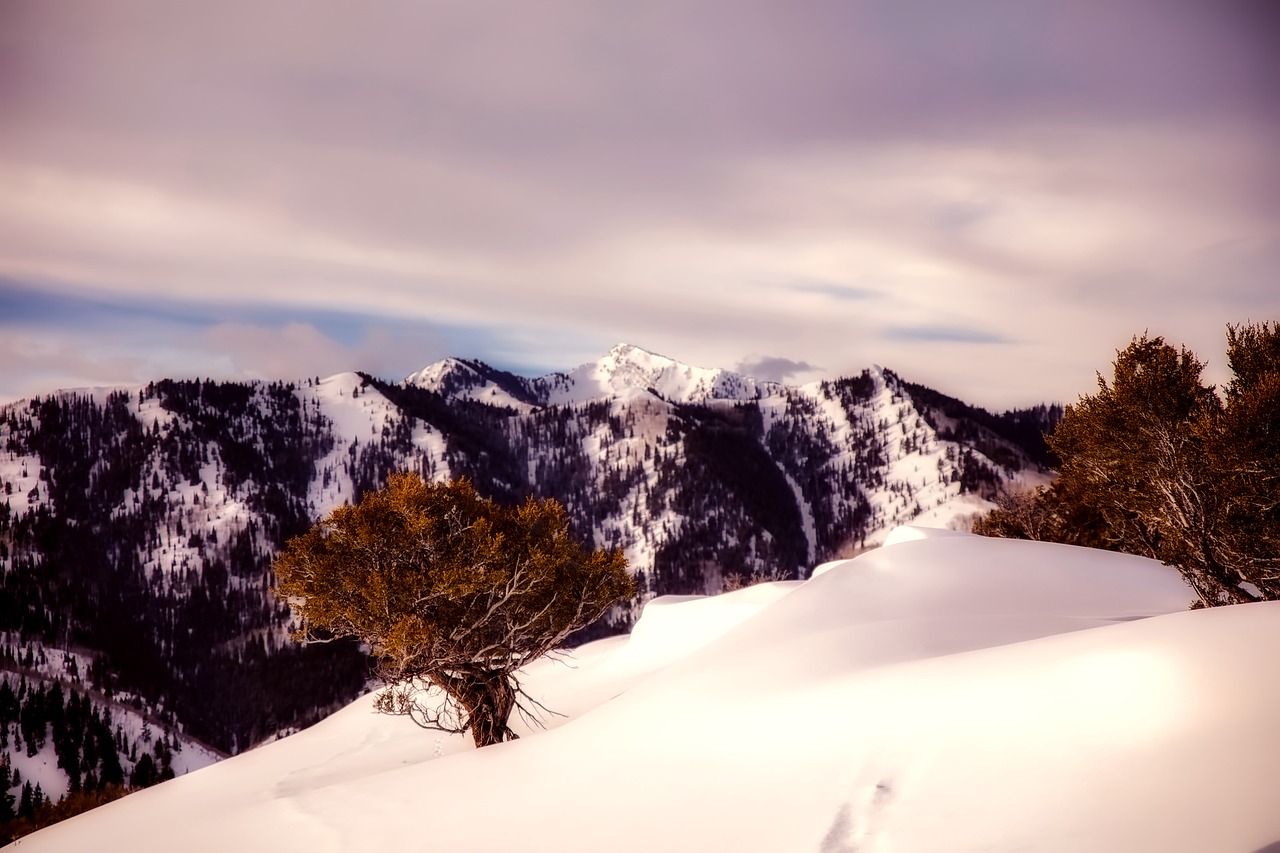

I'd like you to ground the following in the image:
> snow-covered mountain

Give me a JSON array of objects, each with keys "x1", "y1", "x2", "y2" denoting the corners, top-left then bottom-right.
[
  {"x1": 401, "y1": 343, "x2": 1054, "y2": 568},
  {"x1": 404, "y1": 344, "x2": 784, "y2": 407},
  {"x1": 18, "y1": 530, "x2": 1280, "y2": 853},
  {"x1": 0, "y1": 344, "x2": 1059, "y2": 826},
  {"x1": 538, "y1": 342, "x2": 785, "y2": 404}
]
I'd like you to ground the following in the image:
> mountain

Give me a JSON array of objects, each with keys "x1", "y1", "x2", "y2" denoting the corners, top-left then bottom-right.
[
  {"x1": 20, "y1": 530, "x2": 1280, "y2": 853},
  {"x1": 0, "y1": 345, "x2": 1059, "y2": 827},
  {"x1": 403, "y1": 344, "x2": 784, "y2": 407},
  {"x1": 412, "y1": 344, "x2": 1058, "y2": 582}
]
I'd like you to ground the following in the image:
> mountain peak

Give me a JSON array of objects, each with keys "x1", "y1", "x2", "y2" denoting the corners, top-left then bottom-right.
[
  {"x1": 403, "y1": 357, "x2": 541, "y2": 408},
  {"x1": 403, "y1": 357, "x2": 470, "y2": 388},
  {"x1": 603, "y1": 342, "x2": 669, "y2": 363},
  {"x1": 403, "y1": 344, "x2": 783, "y2": 407},
  {"x1": 541, "y1": 344, "x2": 780, "y2": 405}
]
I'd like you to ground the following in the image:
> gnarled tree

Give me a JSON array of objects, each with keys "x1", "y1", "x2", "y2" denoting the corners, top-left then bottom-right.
[
  {"x1": 976, "y1": 323, "x2": 1280, "y2": 606},
  {"x1": 274, "y1": 474, "x2": 632, "y2": 747}
]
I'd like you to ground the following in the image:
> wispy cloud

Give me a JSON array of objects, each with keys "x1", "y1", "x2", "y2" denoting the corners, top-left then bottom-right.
[
  {"x1": 783, "y1": 281, "x2": 879, "y2": 302},
  {"x1": 0, "y1": 0, "x2": 1275, "y2": 408},
  {"x1": 736, "y1": 356, "x2": 822, "y2": 383},
  {"x1": 883, "y1": 325, "x2": 1016, "y2": 345}
]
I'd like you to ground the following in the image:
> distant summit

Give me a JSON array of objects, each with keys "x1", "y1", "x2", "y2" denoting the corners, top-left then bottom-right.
[
  {"x1": 406, "y1": 343, "x2": 783, "y2": 406},
  {"x1": 545, "y1": 343, "x2": 784, "y2": 405},
  {"x1": 404, "y1": 357, "x2": 543, "y2": 408}
]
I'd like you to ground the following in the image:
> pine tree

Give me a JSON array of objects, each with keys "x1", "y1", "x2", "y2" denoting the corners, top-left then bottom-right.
[
  {"x1": 18, "y1": 782, "x2": 32, "y2": 820},
  {"x1": 130, "y1": 752, "x2": 158, "y2": 788}
]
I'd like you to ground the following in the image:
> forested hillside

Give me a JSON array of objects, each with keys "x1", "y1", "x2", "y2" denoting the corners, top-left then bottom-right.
[{"x1": 0, "y1": 345, "x2": 1053, "y2": 829}]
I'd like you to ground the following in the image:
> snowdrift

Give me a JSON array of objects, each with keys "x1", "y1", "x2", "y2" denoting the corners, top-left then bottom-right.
[{"x1": 17, "y1": 529, "x2": 1280, "y2": 853}]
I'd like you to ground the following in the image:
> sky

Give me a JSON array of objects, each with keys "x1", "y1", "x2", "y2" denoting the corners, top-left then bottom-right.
[{"x1": 1, "y1": 0, "x2": 1277, "y2": 409}]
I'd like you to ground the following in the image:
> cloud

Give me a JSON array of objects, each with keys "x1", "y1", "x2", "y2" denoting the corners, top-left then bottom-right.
[
  {"x1": 783, "y1": 281, "x2": 879, "y2": 302},
  {"x1": 0, "y1": 330, "x2": 151, "y2": 404},
  {"x1": 736, "y1": 356, "x2": 822, "y2": 383},
  {"x1": 0, "y1": 277, "x2": 626, "y2": 403},
  {"x1": 0, "y1": 1, "x2": 1275, "y2": 409},
  {"x1": 5, "y1": 1, "x2": 1273, "y2": 259},
  {"x1": 883, "y1": 325, "x2": 1015, "y2": 345},
  {"x1": 199, "y1": 322, "x2": 365, "y2": 381}
]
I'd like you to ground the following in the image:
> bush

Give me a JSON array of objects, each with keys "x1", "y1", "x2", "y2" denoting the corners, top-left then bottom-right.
[
  {"x1": 274, "y1": 474, "x2": 633, "y2": 746},
  {"x1": 975, "y1": 322, "x2": 1280, "y2": 606}
]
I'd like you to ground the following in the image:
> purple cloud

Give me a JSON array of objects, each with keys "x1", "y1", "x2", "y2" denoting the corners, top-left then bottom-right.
[{"x1": 0, "y1": 0, "x2": 1275, "y2": 408}]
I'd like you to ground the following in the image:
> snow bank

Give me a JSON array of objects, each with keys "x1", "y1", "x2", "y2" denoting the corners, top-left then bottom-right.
[
  {"x1": 21, "y1": 532, "x2": 1280, "y2": 853},
  {"x1": 881, "y1": 522, "x2": 971, "y2": 546}
]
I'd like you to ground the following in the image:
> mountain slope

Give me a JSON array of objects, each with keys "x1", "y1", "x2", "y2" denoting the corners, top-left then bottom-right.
[
  {"x1": 20, "y1": 531, "x2": 1278, "y2": 853},
  {"x1": 0, "y1": 345, "x2": 1053, "y2": 788}
]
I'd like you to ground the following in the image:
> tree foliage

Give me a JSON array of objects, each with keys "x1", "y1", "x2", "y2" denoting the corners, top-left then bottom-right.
[
  {"x1": 975, "y1": 323, "x2": 1280, "y2": 606},
  {"x1": 273, "y1": 474, "x2": 633, "y2": 747}
]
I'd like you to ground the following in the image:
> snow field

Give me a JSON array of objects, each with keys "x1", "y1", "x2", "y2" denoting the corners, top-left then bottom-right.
[{"x1": 21, "y1": 528, "x2": 1280, "y2": 852}]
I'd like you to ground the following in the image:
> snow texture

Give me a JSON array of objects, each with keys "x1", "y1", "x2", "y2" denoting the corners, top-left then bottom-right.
[{"x1": 19, "y1": 528, "x2": 1280, "y2": 853}]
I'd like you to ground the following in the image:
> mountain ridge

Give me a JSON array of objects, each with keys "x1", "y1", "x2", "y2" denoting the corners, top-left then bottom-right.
[
  {"x1": 0, "y1": 344, "x2": 1060, "y2": 814},
  {"x1": 403, "y1": 343, "x2": 786, "y2": 408}
]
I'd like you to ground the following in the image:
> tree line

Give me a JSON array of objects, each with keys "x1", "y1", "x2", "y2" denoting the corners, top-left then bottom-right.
[{"x1": 0, "y1": 671, "x2": 185, "y2": 842}]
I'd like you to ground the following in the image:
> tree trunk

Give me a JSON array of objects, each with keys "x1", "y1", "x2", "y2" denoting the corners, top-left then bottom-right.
[{"x1": 457, "y1": 671, "x2": 517, "y2": 748}]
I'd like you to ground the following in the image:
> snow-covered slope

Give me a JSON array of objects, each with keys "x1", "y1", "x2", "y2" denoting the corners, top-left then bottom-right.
[
  {"x1": 537, "y1": 343, "x2": 783, "y2": 404},
  {"x1": 403, "y1": 358, "x2": 540, "y2": 410},
  {"x1": 0, "y1": 345, "x2": 1056, "y2": 783},
  {"x1": 400, "y1": 345, "x2": 1040, "y2": 585},
  {"x1": 22, "y1": 530, "x2": 1280, "y2": 853}
]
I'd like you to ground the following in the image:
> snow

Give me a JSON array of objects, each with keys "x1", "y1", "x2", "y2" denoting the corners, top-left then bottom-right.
[
  {"x1": 404, "y1": 359, "x2": 536, "y2": 411},
  {"x1": 9, "y1": 741, "x2": 68, "y2": 803},
  {"x1": 901, "y1": 490, "x2": 993, "y2": 532},
  {"x1": 0, "y1": 399, "x2": 49, "y2": 515},
  {"x1": 543, "y1": 343, "x2": 781, "y2": 405},
  {"x1": 0, "y1": 450, "x2": 45, "y2": 517},
  {"x1": 0, "y1": 662, "x2": 224, "y2": 809},
  {"x1": 310, "y1": 373, "x2": 392, "y2": 440},
  {"x1": 19, "y1": 527, "x2": 1280, "y2": 852},
  {"x1": 857, "y1": 367, "x2": 978, "y2": 539},
  {"x1": 604, "y1": 581, "x2": 800, "y2": 676},
  {"x1": 880, "y1": 522, "x2": 971, "y2": 547},
  {"x1": 302, "y1": 373, "x2": 452, "y2": 516}
]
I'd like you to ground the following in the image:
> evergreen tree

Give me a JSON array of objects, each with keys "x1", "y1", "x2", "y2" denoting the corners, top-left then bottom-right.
[
  {"x1": 130, "y1": 753, "x2": 158, "y2": 789},
  {"x1": 98, "y1": 727, "x2": 125, "y2": 787},
  {"x1": 0, "y1": 755, "x2": 11, "y2": 822},
  {"x1": 977, "y1": 323, "x2": 1280, "y2": 605},
  {"x1": 17, "y1": 782, "x2": 32, "y2": 820}
]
